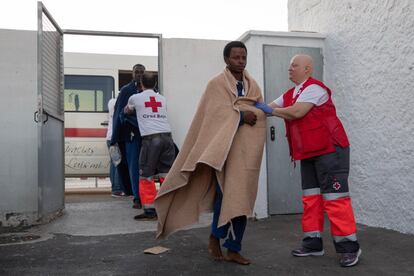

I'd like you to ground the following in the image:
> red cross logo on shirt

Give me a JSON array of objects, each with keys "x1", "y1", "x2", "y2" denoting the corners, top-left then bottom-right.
[{"x1": 145, "y1": 96, "x2": 162, "y2": 112}]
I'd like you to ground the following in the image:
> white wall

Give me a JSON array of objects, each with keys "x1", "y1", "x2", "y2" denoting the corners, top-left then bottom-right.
[
  {"x1": 0, "y1": 30, "x2": 38, "y2": 227},
  {"x1": 288, "y1": 0, "x2": 414, "y2": 234},
  {"x1": 162, "y1": 38, "x2": 229, "y2": 148},
  {"x1": 64, "y1": 52, "x2": 158, "y2": 72}
]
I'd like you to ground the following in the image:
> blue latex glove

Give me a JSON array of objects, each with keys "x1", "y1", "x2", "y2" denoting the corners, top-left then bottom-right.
[{"x1": 255, "y1": 102, "x2": 273, "y2": 114}]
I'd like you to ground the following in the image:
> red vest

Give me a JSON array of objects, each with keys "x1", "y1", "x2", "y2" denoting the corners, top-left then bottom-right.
[{"x1": 283, "y1": 78, "x2": 350, "y2": 160}]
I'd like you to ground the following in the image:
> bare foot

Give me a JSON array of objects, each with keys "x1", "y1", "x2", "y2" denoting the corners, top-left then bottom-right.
[
  {"x1": 225, "y1": 250, "x2": 251, "y2": 265},
  {"x1": 208, "y1": 234, "x2": 223, "y2": 261}
]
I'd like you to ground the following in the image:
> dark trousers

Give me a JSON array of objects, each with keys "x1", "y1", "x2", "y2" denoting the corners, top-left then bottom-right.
[
  {"x1": 139, "y1": 133, "x2": 175, "y2": 216},
  {"x1": 117, "y1": 135, "x2": 141, "y2": 201},
  {"x1": 211, "y1": 180, "x2": 247, "y2": 253},
  {"x1": 139, "y1": 133, "x2": 175, "y2": 178},
  {"x1": 300, "y1": 146, "x2": 360, "y2": 253},
  {"x1": 125, "y1": 135, "x2": 141, "y2": 201},
  {"x1": 116, "y1": 143, "x2": 132, "y2": 196}
]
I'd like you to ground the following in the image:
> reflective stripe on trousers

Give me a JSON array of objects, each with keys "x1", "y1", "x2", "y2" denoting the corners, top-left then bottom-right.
[{"x1": 302, "y1": 188, "x2": 357, "y2": 239}]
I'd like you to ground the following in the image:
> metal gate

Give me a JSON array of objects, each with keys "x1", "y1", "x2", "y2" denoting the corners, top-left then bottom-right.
[
  {"x1": 37, "y1": 1, "x2": 65, "y2": 220},
  {"x1": 264, "y1": 45, "x2": 324, "y2": 214},
  {"x1": 36, "y1": 1, "x2": 164, "y2": 199}
]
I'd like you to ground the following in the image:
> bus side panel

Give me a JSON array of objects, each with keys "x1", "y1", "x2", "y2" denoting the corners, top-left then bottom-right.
[{"x1": 65, "y1": 138, "x2": 110, "y2": 177}]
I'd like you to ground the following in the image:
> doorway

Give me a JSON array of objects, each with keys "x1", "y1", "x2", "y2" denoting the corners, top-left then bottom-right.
[
  {"x1": 264, "y1": 45, "x2": 324, "y2": 215},
  {"x1": 118, "y1": 70, "x2": 159, "y2": 92},
  {"x1": 37, "y1": 1, "x2": 163, "y2": 210}
]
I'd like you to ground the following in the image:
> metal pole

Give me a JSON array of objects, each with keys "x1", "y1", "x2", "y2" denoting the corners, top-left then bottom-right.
[
  {"x1": 40, "y1": 1, "x2": 64, "y2": 35},
  {"x1": 63, "y1": 29, "x2": 161, "y2": 39},
  {"x1": 158, "y1": 34, "x2": 163, "y2": 94},
  {"x1": 37, "y1": 1, "x2": 44, "y2": 220}
]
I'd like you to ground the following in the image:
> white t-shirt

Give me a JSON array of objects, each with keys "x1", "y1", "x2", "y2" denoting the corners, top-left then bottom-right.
[
  {"x1": 106, "y1": 97, "x2": 116, "y2": 141},
  {"x1": 127, "y1": 89, "x2": 171, "y2": 137},
  {"x1": 273, "y1": 80, "x2": 329, "y2": 107}
]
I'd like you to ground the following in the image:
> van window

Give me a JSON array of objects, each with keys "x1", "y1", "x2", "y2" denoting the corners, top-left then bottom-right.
[{"x1": 64, "y1": 75, "x2": 114, "y2": 112}]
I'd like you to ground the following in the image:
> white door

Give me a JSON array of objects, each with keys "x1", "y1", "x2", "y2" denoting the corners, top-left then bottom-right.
[{"x1": 264, "y1": 45, "x2": 324, "y2": 214}]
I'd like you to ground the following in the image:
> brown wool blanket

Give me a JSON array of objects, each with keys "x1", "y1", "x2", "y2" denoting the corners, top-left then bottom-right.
[{"x1": 155, "y1": 68, "x2": 266, "y2": 239}]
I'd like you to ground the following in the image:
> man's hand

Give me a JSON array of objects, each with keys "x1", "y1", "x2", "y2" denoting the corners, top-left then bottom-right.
[
  {"x1": 255, "y1": 102, "x2": 273, "y2": 114},
  {"x1": 243, "y1": 111, "x2": 257, "y2": 126},
  {"x1": 124, "y1": 105, "x2": 133, "y2": 114}
]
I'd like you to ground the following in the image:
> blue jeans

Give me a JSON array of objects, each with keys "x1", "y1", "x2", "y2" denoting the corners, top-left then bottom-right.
[
  {"x1": 124, "y1": 135, "x2": 141, "y2": 201},
  {"x1": 211, "y1": 180, "x2": 247, "y2": 253},
  {"x1": 106, "y1": 140, "x2": 123, "y2": 193}
]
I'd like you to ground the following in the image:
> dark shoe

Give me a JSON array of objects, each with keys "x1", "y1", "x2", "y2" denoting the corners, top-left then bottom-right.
[
  {"x1": 134, "y1": 213, "x2": 157, "y2": 221},
  {"x1": 292, "y1": 247, "x2": 325, "y2": 257},
  {"x1": 340, "y1": 249, "x2": 361, "y2": 267},
  {"x1": 132, "y1": 200, "x2": 142, "y2": 209},
  {"x1": 111, "y1": 192, "x2": 125, "y2": 198}
]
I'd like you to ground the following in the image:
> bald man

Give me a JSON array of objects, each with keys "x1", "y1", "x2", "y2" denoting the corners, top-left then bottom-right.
[{"x1": 255, "y1": 55, "x2": 361, "y2": 267}]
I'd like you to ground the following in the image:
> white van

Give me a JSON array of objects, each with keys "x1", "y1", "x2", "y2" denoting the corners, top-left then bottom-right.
[{"x1": 64, "y1": 52, "x2": 158, "y2": 177}]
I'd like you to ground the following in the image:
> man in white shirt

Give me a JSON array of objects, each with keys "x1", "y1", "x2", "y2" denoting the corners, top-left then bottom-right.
[
  {"x1": 272, "y1": 80, "x2": 329, "y2": 107},
  {"x1": 125, "y1": 72, "x2": 175, "y2": 220}
]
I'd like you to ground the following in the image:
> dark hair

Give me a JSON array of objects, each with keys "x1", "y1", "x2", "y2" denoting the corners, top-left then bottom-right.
[
  {"x1": 133, "y1": 64, "x2": 145, "y2": 70},
  {"x1": 223, "y1": 41, "x2": 247, "y2": 58},
  {"x1": 141, "y1": 72, "x2": 157, "y2": 89}
]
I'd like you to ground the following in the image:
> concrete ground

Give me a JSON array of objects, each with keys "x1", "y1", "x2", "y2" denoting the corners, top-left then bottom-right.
[{"x1": 0, "y1": 194, "x2": 413, "y2": 276}]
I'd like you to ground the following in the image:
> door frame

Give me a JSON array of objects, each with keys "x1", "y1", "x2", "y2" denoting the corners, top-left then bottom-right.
[{"x1": 36, "y1": 1, "x2": 164, "y2": 219}]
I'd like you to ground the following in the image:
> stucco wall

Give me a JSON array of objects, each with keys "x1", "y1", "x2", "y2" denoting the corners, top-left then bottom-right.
[
  {"x1": 162, "y1": 38, "x2": 229, "y2": 149},
  {"x1": 288, "y1": 0, "x2": 414, "y2": 234},
  {"x1": 0, "y1": 30, "x2": 39, "y2": 227}
]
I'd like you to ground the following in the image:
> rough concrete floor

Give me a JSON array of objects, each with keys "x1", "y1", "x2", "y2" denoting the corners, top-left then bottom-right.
[{"x1": 0, "y1": 194, "x2": 413, "y2": 275}]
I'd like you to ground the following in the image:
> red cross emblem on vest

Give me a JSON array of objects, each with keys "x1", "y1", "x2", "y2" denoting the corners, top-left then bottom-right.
[{"x1": 145, "y1": 96, "x2": 162, "y2": 112}]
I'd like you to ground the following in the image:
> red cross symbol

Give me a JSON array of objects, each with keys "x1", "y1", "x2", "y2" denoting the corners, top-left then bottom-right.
[
  {"x1": 145, "y1": 96, "x2": 162, "y2": 112},
  {"x1": 333, "y1": 181, "x2": 341, "y2": 191}
]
